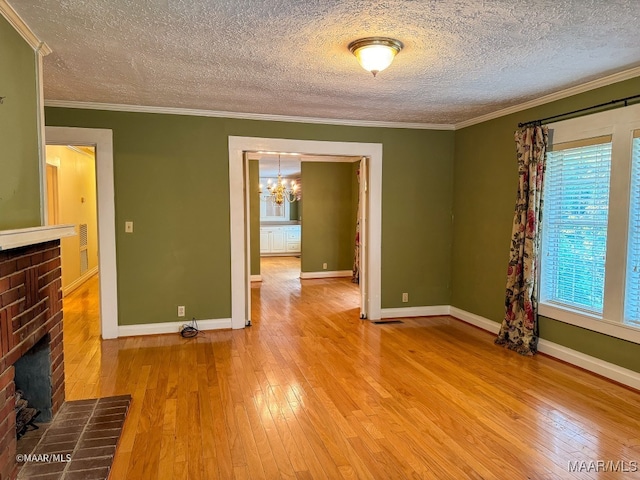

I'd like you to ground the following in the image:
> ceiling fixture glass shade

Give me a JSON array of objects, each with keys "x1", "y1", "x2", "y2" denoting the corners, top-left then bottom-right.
[
  {"x1": 259, "y1": 156, "x2": 299, "y2": 205},
  {"x1": 348, "y1": 37, "x2": 403, "y2": 76}
]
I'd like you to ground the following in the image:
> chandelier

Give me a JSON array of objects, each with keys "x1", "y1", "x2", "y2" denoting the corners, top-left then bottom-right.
[{"x1": 260, "y1": 156, "x2": 299, "y2": 205}]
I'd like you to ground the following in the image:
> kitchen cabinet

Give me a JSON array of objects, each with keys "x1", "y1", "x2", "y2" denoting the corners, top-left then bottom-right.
[{"x1": 260, "y1": 225, "x2": 300, "y2": 255}]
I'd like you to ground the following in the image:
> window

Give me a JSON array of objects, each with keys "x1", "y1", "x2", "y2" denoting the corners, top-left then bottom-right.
[
  {"x1": 539, "y1": 103, "x2": 640, "y2": 344},
  {"x1": 542, "y1": 138, "x2": 612, "y2": 314},
  {"x1": 624, "y1": 132, "x2": 640, "y2": 326}
]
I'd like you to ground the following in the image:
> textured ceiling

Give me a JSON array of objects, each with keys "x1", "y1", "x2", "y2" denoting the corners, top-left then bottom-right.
[{"x1": 9, "y1": 0, "x2": 640, "y2": 125}]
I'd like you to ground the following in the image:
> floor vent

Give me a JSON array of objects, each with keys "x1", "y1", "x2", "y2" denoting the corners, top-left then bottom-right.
[{"x1": 373, "y1": 320, "x2": 403, "y2": 324}]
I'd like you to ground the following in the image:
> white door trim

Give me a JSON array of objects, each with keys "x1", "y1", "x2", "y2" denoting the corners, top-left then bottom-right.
[
  {"x1": 228, "y1": 136, "x2": 383, "y2": 329},
  {"x1": 45, "y1": 127, "x2": 118, "y2": 339}
]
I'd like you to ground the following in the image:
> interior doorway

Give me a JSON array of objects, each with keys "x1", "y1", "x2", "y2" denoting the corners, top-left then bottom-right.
[
  {"x1": 228, "y1": 136, "x2": 383, "y2": 329},
  {"x1": 44, "y1": 127, "x2": 118, "y2": 339},
  {"x1": 45, "y1": 145, "x2": 99, "y2": 297},
  {"x1": 249, "y1": 152, "x2": 364, "y2": 324}
]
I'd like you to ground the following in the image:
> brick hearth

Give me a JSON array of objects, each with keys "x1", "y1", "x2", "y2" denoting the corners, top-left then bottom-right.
[{"x1": 0, "y1": 240, "x2": 64, "y2": 480}]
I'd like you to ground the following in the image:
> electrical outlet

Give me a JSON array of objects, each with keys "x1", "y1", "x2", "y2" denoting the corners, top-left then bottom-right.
[
  {"x1": 177, "y1": 305, "x2": 185, "y2": 317},
  {"x1": 402, "y1": 293, "x2": 408, "y2": 303},
  {"x1": 323, "y1": 263, "x2": 328, "y2": 270}
]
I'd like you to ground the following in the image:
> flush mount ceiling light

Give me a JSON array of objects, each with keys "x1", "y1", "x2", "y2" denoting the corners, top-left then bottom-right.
[{"x1": 348, "y1": 37, "x2": 403, "y2": 77}]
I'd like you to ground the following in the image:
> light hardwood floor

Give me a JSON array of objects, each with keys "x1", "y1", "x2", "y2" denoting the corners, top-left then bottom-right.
[{"x1": 62, "y1": 258, "x2": 640, "y2": 479}]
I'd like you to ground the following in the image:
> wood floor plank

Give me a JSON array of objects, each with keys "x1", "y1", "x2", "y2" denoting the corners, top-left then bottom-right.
[{"x1": 59, "y1": 259, "x2": 640, "y2": 479}]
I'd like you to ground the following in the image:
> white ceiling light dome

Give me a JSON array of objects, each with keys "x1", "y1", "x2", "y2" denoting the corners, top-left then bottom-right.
[{"x1": 348, "y1": 37, "x2": 404, "y2": 76}]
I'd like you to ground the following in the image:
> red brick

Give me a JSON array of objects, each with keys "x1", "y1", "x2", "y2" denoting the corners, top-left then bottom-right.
[
  {"x1": 29, "y1": 251, "x2": 44, "y2": 266},
  {"x1": 42, "y1": 246, "x2": 60, "y2": 261},
  {"x1": 49, "y1": 321, "x2": 61, "y2": 339},
  {"x1": 0, "y1": 448, "x2": 15, "y2": 480},
  {"x1": 51, "y1": 349, "x2": 63, "y2": 366},
  {"x1": 0, "y1": 367, "x2": 13, "y2": 392},
  {"x1": 50, "y1": 343, "x2": 63, "y2": 361},
  {"x1": 38, "y1": 258, "x2": 61, "y2": 277},
  {"x1": 8, "y1": 271, "x2": 25, "y2": 290},
  {"x1": 52, "y1": 364, "x2": 64, "y2": 391},
  {"x1": 0, "y1": 433, "x2": 16, "y2": 468},
  {"x1": 0, "y1": 418, "x2": 11, "y2": 445},
  {"x1": 10, "y1": 299, "x2": 26, "y2": 322},
  {"x1": 5, "y1": 382, "x2": 14, "y2": 403},
  {"x1": 51, "y1": 352, "x2": 63, "y2": 374},
  {"x1": 0, "y1": 309, "x2": 8, "y2": 357},
  {"x1": 0, "y1": 259, "x2": 17, "y2": 278},
  {"x1": 51, "y1": 342, "x2": 63, "y2": 360},
  {"x1": 14, "y1": 303, "x2": 46, "y2": 331},
  {"x1": 3, "y1": 346, "x2": 21, "y2": 368},
  {"x1": 0, "y1": 381, "x2": 13, "y2": 407},
  {"x1": 0, "y1": 397, "x2": 14, "y2": 428},
  {"x1": 39, "y1": 268, "x2": 61, "y2": 291},
  {"x1": 16, "y1": 255, "x2": 32, "y2": 271},
  {"x1": 0, "y1": 286, "x2": 22, "y2": 309}
]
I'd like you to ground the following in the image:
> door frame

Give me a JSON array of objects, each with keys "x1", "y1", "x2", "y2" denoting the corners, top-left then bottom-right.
[
  {"x1": 228, "y1": 136, "x2": 383, "y2": 329},
  {"x1": 45, "y1": 127, "x2": 118, "y2": 339}
]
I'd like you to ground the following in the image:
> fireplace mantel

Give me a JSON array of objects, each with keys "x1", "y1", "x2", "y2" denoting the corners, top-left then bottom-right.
[{"x1": 0, "y1": 224, "x2": 76, "y2": 251}]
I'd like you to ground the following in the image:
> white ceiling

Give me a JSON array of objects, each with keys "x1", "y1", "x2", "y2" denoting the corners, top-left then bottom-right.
[{"x1": 9, "y1": 0, "x2": 640, "y2": 126}]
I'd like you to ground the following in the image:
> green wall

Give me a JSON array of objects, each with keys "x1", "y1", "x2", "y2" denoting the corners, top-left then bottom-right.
[
  {"x1": 289, "y1": 199, "x2": 299, "y2": 221},
  {"x1": 249, "y1": 160, "x2": 260, "y2": 276},
  {"x1": 45, "y1": 107, "x2": 455, "y2": 325},
  {"x1": 452, "y1": 76, "x2": 640, "y2": 372},
  {"x1": 0, "y1": 16, "x2": 41, "y2": 229},
  {"x1": 300, "y1": 162, "x2": 356, "y2": 273}
]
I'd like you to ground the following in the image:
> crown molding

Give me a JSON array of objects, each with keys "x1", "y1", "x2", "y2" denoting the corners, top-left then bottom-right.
[
  {"x1": 0, "y1": 0, "x2": 51, "y2": 55},
  {"x1": 43, "y1": 65, "x2": 640, "y2": 131},
  {"x1": 455, "y1": 66, "x2": 640, "y2": 130},
  {"x1": 43, "y1": 100, "x2": 455, "y2": 131}
]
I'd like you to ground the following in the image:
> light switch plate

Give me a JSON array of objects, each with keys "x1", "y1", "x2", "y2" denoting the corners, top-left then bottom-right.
[{"x1": 125, "y1": 221, "x2": 134, "y2": 233}]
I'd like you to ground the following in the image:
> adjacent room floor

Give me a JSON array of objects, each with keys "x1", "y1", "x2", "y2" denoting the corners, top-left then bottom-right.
[{"x1": 61, "y1": 261, "x2": 640, "y2": 479}]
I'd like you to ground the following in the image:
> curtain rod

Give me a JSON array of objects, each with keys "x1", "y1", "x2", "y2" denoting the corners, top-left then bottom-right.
[{"x1": 518, "y1": 93, "x2": 640, "y2": 128}]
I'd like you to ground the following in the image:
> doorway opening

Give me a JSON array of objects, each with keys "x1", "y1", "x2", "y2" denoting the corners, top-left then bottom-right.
[
  {"x1": 45, "y1": 143, "x2": 101, "y2": 347},
  {"x1": 46, "y1": 145, "x2": 99, "y2": 295},
  {"x1": 249, "y1": 152, "x2": 364, "y2": 324},
  {"x1": 44, "y1": 126, "x2": 118, "y2": 339},
  {"x1": 228, "y1": 136, "x2": 382, "y2": 329}
]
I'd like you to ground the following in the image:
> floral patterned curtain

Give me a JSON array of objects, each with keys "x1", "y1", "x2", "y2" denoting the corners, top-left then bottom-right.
[
  {"x1": 495, "y1": 125, "x2": 548, "y2": 355},
  {"x1": 352, "y1": 163, "x2": 361, "y2": 284}
]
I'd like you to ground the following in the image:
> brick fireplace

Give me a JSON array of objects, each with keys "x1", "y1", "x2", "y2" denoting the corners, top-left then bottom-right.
[{"x1": 0, "y1": 237, "x2": 67, "y2": 480}]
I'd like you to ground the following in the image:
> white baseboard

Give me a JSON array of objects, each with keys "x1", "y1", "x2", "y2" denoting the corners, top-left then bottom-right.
[
  {"x1": 381, "y1": 305, "x2": 450, "y2": 319},
  {"x1": 63, "y1": 267, "x2": 99, "y2": 296},
  {"x1": 449, "y1": 307, "x2": 501, "y2": 334},
  {"x1": 300, "y1": 270, "x2": 352, "y2": 279},
  {"x1": 537, "y1": 339, "x2": 640, "y2": 390},
  {"x1": 449, "y1": 306, "x2": 640, "y2": 390},
  {"x1": 118, "y1": 318, "x2": 232, "y2": 337},
  {"x1": 250, "y1": 275, "x2": 262, "y2": 282}
]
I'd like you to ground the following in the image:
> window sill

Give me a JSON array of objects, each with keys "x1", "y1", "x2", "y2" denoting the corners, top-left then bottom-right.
[{"x1": 539, "y1": 303, "x2": 640, "y2": 345}]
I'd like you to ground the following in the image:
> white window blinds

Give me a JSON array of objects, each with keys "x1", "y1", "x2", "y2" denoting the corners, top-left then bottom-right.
[
  {"x1": 625, "y1": 132, "x2": 640, "y2": 325},
  {"x1": 541, "y1": 137, "x2": 613, "y2": 314}
]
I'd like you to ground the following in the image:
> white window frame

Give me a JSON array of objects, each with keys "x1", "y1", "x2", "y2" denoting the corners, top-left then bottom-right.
[{"x1": 540, "y1": 102, "x2": 640, "y2": 344}]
